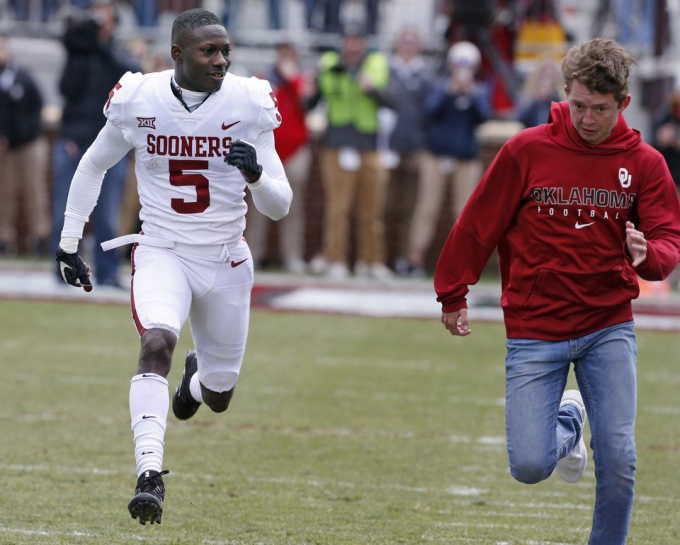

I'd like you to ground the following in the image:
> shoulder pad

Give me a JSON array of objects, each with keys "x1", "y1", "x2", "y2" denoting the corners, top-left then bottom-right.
[
  {"x1": 247, "y1": 77, "x2": 282, "y2": 132},
  {"x1": 103, "y1": 71, "x2": 145, "y2": 128}
]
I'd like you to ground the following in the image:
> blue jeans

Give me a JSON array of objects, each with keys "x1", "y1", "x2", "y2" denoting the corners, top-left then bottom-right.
[
  {"x1": 505, "y1": 322, "x2": 637, "y2": 545},
  {"x1": 51, "y1": 138, "x2": 128, "y2": 286}
]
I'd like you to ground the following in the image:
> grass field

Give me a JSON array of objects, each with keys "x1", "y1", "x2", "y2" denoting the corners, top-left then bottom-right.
[{"x1": 0, "y1": 299, "x2": 679, "y2": 545}]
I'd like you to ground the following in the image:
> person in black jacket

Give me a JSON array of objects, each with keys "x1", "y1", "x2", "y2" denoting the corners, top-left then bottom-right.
[
  {"x1": 0, "y1": 36, "x2": 50, "y2": 256},
  {"x1": 50, "y1": 1, "x2": 141, "y2": 286}
]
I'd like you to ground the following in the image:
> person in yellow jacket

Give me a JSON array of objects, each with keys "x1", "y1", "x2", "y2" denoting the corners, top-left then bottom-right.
[{"x1": 308, "y1": 27, "x2": 395, "y2": 280}]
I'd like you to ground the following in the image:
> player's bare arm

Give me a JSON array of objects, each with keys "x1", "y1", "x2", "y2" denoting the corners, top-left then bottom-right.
[
  {"x1": 625, "y1": 221, "x2": 647, "y2": 267},
  {"x1": 441, "y1": 309, "x2": 472, "y2": 336}
]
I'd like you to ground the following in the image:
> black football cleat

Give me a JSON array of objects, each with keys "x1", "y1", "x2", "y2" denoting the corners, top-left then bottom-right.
[
  {"x1": 128, "y1": 470, "x2": 169, "y2": 525},
  {"x1": 172, "y1": 351, "x2": 201, "y2": 420}
]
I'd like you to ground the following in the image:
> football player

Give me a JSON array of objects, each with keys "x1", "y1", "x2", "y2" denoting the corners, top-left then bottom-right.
[{"x1": 56, "y1": 8, "x2": 292, "y2": 525}]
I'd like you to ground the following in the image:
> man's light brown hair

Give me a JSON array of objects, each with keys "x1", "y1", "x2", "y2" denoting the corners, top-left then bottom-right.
[{"x1": 561, "y1": 38, "x2": 636, "y2": 105}]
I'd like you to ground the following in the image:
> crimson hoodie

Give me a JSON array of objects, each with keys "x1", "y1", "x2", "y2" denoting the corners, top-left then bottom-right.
[{"x1": 434, "y1": 101, "x2": 680, "y2": 340}]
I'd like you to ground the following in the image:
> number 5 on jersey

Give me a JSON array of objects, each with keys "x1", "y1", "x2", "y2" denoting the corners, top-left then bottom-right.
[{"x1": 169, "y1": 159, "x2": 210, "y2": 214}]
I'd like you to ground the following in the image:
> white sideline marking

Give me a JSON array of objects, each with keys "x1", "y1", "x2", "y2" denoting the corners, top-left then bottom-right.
[
  {"x1": 633, "y1": 314, "x2": 680, "y2": 331},
  {"x1": 270, "y1": 287, "x2": 443, "y2": 318}
]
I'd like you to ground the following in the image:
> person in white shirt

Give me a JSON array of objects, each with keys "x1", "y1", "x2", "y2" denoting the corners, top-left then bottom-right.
[{"x1": 55, "y1": 8, "x2": 292, "y2": 525}]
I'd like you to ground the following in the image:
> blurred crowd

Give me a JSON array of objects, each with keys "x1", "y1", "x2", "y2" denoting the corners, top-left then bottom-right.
[{"x1": 1, "y1": 0, "x2": 679, "y2": 286}]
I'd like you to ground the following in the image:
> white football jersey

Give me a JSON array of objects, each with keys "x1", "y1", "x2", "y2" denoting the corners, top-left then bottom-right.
[{"x1": 104, "y1": 69, "x2": 283, "y2": 246}]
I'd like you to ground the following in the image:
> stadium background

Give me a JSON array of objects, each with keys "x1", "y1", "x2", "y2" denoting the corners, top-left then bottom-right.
[{"x1": 2, "y1": 0, "x2": 680, "y2": 272}]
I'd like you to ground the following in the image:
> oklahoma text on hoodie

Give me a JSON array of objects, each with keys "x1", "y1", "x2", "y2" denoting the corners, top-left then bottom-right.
[{"x1": 434, "y1": 101, "x2": 680, "y2": 341}]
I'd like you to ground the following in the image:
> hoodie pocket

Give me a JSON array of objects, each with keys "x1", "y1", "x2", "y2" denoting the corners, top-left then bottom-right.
[{"x1": 520, "y1": 267, "x2": 635, "y2": 319}]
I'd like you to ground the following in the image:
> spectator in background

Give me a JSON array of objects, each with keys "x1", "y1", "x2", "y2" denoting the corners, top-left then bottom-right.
[
  {"x1": 309, "y1": 26, "x2": 394, "y2": 280},
  {"x1": 133, "y1": 0, "x2": 157, "y2": 27},
  {"x1": 653, "y1": 86, "x2": 680, "y2": 289},
  {"x1": 50, "y1": 1, "x2": 141, "y2": 287},
  {"x1": 0, "y1": 35, "x2": 51, "y2": 256},
  {"x1": 402, "y1": 41, "x2": 491, "y2": 276},
  {"x1": 269, "y1": 0, "x2": 283, "y2": 29},
  {"x1": 653, "y1": 87, "x2": 680, "y2": 193},
  {"x1": 516, "y1": 57, "x2": 564, "y2": 128},
  {"x1": 440, "y1": 0, "x2": 517, "y2": 117},
  {"x1": 306, "y1": 0, "x2": 380, "y2": 34},
  {"x1": 246, "y1": 42, "x2": 313, "y2": 274},
  {"x1": 383, "y1": 28, "x2": 431, "y2": 276},
  {"x1": 305, "y1": 0, "x2": 340, "y2": 33},
  {"x1": 616, "y1": 0, "x2": 656, "y2": 55},
  {"x1": 9, "y1": 0, "x2": 59, "y2": 21}
]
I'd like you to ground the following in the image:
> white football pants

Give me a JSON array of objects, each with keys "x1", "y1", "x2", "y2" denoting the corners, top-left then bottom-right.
[{"x1": 130, "y1": 239, "x2": 253, "y2": 392}]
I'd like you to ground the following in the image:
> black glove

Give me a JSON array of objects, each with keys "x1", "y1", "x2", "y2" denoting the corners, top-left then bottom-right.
[
  {"x1": 225, "y1": 140, "x2": 263, "y2": 183},
  {"x1": 56, "y1": 248, "x2": 93, "y2": 292}
]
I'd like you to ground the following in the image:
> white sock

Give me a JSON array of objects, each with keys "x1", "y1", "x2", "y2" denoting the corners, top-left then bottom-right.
[
  {"x1": 129, "y1": 373, "x2": 169, "y2": 476},
  {"x1": 189, "y1": 373, "x2": 203, "y2": 403}
]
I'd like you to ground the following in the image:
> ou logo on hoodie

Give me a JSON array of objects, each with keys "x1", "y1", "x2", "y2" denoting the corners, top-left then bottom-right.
[{"x1": 619, "y1": 167, "x2": 632, "y2": 188}]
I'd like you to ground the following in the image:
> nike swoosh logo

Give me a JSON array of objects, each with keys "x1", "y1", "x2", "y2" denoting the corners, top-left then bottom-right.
[
  {"x1": 59, "y1": 262, "x2": 70, "y2": 281},
  {"x1": 222, "y1": 121, "x2": 241, "y2": 130},
  {"x1": 231, "y1": 258, "x2": 248, "y2": 268},
  {"x1": 142, "y1": 415, "x2": 155, "y2": 420},
  {"x1": 575, "y1": 221, "x2": 595, "y2": 230},
  {"x1": 141, "y1": 451, "x2": 153, "y2": 455}
]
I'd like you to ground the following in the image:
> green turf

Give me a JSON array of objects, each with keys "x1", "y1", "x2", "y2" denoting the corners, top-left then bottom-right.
[{"x1": 0, "y1": 299, "x2": 678, "y2": 544}]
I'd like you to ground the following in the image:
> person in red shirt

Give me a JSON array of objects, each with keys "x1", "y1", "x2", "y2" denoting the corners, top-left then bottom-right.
[
  {"x1": 247, "y1": 42, "x2": 312, "y2": 273},
  {"x1": 435, "y1": 38, "x2": 680, "y2": 545}
]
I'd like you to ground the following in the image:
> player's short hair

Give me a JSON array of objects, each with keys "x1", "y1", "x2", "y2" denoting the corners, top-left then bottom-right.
[
  {"x1": 561, "y1": 38, "x2": 636, "y2": 105},
  {"x1": 171, "y1": 8, "x2": 223, "y2": 47}
]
